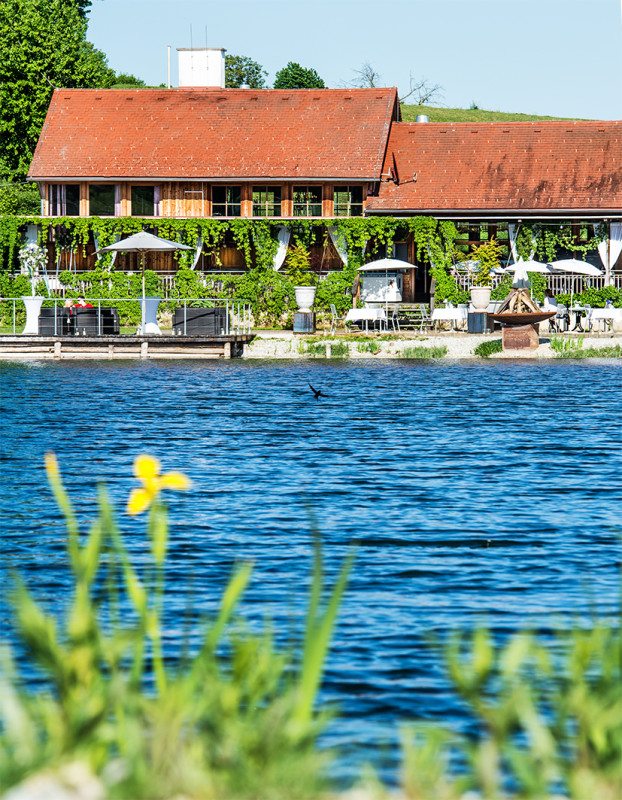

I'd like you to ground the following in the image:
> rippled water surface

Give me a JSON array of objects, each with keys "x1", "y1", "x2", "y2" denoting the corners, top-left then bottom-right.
[{"x1": 1, "y1": 359, "x2": 621, "y2": 781}]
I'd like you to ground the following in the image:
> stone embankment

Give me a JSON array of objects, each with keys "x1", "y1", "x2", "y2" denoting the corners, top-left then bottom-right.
[{"x1": 243, "y1": 332, "x2": 622, "y2": 360}]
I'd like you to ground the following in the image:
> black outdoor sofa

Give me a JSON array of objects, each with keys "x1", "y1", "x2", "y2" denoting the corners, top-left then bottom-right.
[
  {"x1": 38, "y1": 307, "x2": 120, "y2": 336},
  {"x1": 172, "y1": 307, "x2": 228, "y2": 336}
]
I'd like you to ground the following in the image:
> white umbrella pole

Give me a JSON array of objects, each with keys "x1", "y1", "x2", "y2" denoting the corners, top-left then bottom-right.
[{"x1": 141, "y1": 252, "x2": 146, "y2": 335}]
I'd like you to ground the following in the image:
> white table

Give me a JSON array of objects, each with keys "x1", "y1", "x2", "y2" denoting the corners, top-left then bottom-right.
[
  {"x1": 345, "y1": 307, "x2": 387, "y2": 332},
  {"x1": 589, "y1": 307, "x2": 622, "y2": 331},
  {"x1": 430, "y1": 306, "x2": 468, "y2": 331}
]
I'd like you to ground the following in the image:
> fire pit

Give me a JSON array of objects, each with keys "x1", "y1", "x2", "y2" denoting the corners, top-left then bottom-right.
[{"x1": 489, "y1": 289, "x2": 555, "y2": 350}]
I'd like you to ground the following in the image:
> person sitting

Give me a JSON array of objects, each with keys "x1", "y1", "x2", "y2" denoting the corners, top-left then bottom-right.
[
  {"x1": 385, "y1": 279, "x2": 402, "y2": 302},
  {"x1": 543, "y1": 289, "x2": 558, "y2": 310},
  {"x1": 75, "y1": 296, "x2": 94, "y2": 309},
  {"x1": 63, "y1": 299, "x2": 75, "y2": 314}
]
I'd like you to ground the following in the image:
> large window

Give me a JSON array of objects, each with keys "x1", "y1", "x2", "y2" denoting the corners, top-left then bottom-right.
[
  {"x1": 89, "y1": 185, "x2": 116, "y2": 216},
  {"x1": 333, "y1": 186, "x2": 363, "y2": 217},
  {"x1": 131, "y1": 186, "x2": 156, "y2": 216},
  {"x1": 212, "y1": 186, "x2": 241, "y2": 217},
  {"x1": 252, "y1": 186, "x2": 281, "y2": 217},
  {"x1": 49, "y1": 184, "x2": 80, "y2": 216},
  {"x1": 293, "y1": 186, "x2": 322, "y2": 217}
]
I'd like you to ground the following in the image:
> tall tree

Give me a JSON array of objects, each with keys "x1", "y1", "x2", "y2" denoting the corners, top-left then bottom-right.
[
  {"x1": 273, "y1": 62, "x2": 325, "y2": 90},
  {"x1": 74, "y1": 0, "x2": 92, "y2": 17},
  {"x1": 0, "y1": 0, "x2": 115, "y2": 180},
  {"x1": 225, "y1": 55, "x2": 267, "y2": 89}
]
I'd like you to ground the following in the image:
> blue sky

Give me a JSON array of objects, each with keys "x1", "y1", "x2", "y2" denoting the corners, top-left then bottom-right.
[{"x1": 88, "y1": 0, "x2": 622, "y2": 119}]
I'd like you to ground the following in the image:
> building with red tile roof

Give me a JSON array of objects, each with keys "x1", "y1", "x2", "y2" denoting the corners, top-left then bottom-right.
[
  {"x1": 24, "y1": 86, "x2": 622, "y2": 300},
  {"x1": 29, "y1": 87, "x2": 399, "y2": 182},
  {"x1": 367, "y1": 121, "x2": 622, "y2": 217}
]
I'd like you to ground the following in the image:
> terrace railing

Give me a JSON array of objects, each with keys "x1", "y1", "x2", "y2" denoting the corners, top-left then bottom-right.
[
  {"x1": 454, "y1": 273, "x2": 622, "y2": 294},
  {"x1": 0, "y1": 298, "x2": 253, "y2": 337}
]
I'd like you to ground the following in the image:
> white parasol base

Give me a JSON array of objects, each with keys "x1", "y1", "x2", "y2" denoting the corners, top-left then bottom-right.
[
  {"x1": 139, "y1": 297, "x2": 162, "y2": 336},
  {"x1": 21, "y1": 296, "x2": 44, "y2": 335}
]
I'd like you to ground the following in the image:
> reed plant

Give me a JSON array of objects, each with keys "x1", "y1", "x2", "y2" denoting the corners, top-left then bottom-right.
[
  {"x1": 400, "y1": 345, "x2": 447, "y2": 359},
  {"x1": 550, "y1": 336, "x2": 622, "y2": 359},
  {"x1": 0, "y1": 454, "x2": 353, "y2": 800},
  {"x1": 1, "y1": 456, "x2": 621, "y2": 799},
  {"x1": 402, "y1": 623, "x2": 622, "y2": 800}
]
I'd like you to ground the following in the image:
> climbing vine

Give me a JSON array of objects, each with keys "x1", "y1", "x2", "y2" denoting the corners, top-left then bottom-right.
[{"x1": 0, "y1": 215, "x2": 613, "y2": 324}]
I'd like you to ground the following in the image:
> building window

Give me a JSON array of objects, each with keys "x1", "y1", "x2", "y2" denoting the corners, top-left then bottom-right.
[
  {"x1": 252, "y1": 186, "x2": 281, "y2": 217},
  {"x1": 212, "y1": 186, "x2": 241, "y2": 217},
  {"x1": 334, "y1": 186, "x2": 363, "y2": 217},
  {"x1": 131, "y1": 186, "x2": 156, "y2": 216},
  {"x1": 293, "y1": 186, "x2": 322, "y2": 217},
  {"x1": 49, "y1": 184, "x2": 80, "y2": 216},
  {"x1": 89, "y1": 185, "x2": 116, "y2": 216}
]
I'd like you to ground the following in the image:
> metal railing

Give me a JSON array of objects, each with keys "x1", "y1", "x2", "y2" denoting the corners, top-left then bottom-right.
[
  {"x1": 0, "y1": 298, "x2": 253, "y2": 337},
  {"x1": 43, "y1": 274, "x2": 242, "y2": 299},
  {"x1": 454, "y1": 273, "x2": 622, "y2": 294}
]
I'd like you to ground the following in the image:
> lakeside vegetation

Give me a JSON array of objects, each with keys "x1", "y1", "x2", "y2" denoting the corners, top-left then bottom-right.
[{"x1": 1, "y1": 456, "x2": 620, "y2": 799}]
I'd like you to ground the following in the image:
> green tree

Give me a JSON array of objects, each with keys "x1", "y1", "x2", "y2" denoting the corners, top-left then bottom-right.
[
  {"x1": 225, "y1": 54, "x2": 267, "y2": 88},
  {"x1": 273, "y1": 62, "x2": 325, "y2": 89},
  {"x1": 74, "y1": 0, "x2": 92, "y2": 17},
  {"x1": 0, "y1": 0, "x2": 116, "y2": 181},
  {"x1": 109, "y1": 72, "x2": 147, "y2": 88},
  {"x1": 0, "y1": 182, "x2": 41, "y2": 215}
]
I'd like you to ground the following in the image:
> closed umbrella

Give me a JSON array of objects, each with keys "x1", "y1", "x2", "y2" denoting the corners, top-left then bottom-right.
[{"x1": 97, "y1": 231, "x2": 192, "y2": 334}]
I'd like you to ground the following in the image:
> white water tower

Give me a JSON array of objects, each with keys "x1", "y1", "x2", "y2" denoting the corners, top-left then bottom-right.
[{"x1": 177, "y1": 48, "x2": 226, "y2": 88}]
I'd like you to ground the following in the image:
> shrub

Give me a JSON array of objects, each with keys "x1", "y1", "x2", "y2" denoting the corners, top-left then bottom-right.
[{"x1": 473, "y1": 339, "x2": 502, "y2": 358}]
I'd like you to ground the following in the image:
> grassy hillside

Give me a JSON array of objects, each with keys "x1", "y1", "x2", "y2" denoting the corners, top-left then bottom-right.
[{"x1": 400, "y1": 103, "x2": 574, "y2": 123}]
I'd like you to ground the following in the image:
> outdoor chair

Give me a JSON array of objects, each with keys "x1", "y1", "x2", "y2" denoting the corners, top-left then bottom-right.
[
  {"x1": 386, "y1": 306, "x2": 400, "y2": 333},
  {"x1": 417, "y1": 303, "x2": 431, "y2": 332},
  {"x1": 329, "y1": 303, "x2": 344, "y2": 335},
  {"x1": 552, "y1": 305, "x2": 569, "y2": 333}
]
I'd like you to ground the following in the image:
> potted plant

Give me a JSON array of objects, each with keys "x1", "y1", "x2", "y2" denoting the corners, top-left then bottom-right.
[
  {"x1": 18, "y1": 242, "x2": 47, "y2": 335},
  {"x1": 284, "y1": 244, "x2": 317, "y2": 312},
  {"x1": 469, "y1": 239, "x2": 503, "y2": 311}
]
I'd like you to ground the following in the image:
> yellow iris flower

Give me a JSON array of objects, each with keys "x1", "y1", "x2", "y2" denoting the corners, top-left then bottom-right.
[{"x1": 127, "y1": 454, "x2": 191, "y2": 516}]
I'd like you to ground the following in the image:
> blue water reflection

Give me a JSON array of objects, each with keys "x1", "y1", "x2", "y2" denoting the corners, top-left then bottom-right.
[{"x1": 1, "y1": 359, "x2": 621, "y2": 782}]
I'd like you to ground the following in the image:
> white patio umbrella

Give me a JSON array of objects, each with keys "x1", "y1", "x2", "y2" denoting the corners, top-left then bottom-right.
[
  {"x1": 504, "y1": 259, "x2": 554, "y2": 289},
  {"x1": 549, "y1": 259, "x2": 603, "y2": 307},
  {"x1": 357, "y1": 258, "x2": 413, "y2": 319},
  {"x1": 97, "y1": 231, "x2": 192, "y2": 333}
]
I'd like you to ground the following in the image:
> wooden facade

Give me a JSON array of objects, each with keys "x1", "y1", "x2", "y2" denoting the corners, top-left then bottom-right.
[{"x1": 39, "y1": 181, "x2": 373, "y2": 219}]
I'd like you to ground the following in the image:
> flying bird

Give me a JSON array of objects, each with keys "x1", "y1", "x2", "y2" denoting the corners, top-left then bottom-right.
[{"x1": 309, "y1": 383, "x2": 329, "y2": 400}]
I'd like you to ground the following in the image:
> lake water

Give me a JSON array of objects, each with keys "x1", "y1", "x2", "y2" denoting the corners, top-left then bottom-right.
[{"x1": 1, "y1": 359, "x2": 621, "y2": 783}]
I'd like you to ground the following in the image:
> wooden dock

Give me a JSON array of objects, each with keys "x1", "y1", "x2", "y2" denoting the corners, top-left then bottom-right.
[{"x1": 0, "y1": 334, "x2": 255, "y2": 360}]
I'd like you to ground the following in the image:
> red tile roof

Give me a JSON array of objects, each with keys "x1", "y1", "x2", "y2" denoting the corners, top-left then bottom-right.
[
  {"x1": 367, "y1": 122, "x2": 622, "y2": 214},
  {"x1": 29, "y1": 88, "x2": 398, "y2": 181}
]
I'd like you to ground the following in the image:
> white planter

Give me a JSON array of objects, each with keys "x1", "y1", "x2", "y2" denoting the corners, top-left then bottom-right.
[
  {"x1": 21, "y1": 295, "x2": 44, "y2": 335},
  {"x1": 470, "y1": 286, "x2": 491, "y2": 311},
  {"x1": 140, "y1": 296, "x2": 162, "y2": 335},
  {"x1": 294, "y1": 286, "x2": 316, "y2": 313}
]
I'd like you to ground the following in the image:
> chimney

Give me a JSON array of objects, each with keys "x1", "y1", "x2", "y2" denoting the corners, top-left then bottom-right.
[{"x1": 177, "y1": 48, "x2": 226, "y2": 88}]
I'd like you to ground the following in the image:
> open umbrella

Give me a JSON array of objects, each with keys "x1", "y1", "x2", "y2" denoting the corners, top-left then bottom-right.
[
  {"x1": 549, "y1": 259, "x2": 603, "y2": 307},
  {"x1": 504, "y1": 259, "x2": 554, "y2": 289},
  {"x1": 97, "y1": 231, "x2": 192, "y2": 334}
]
